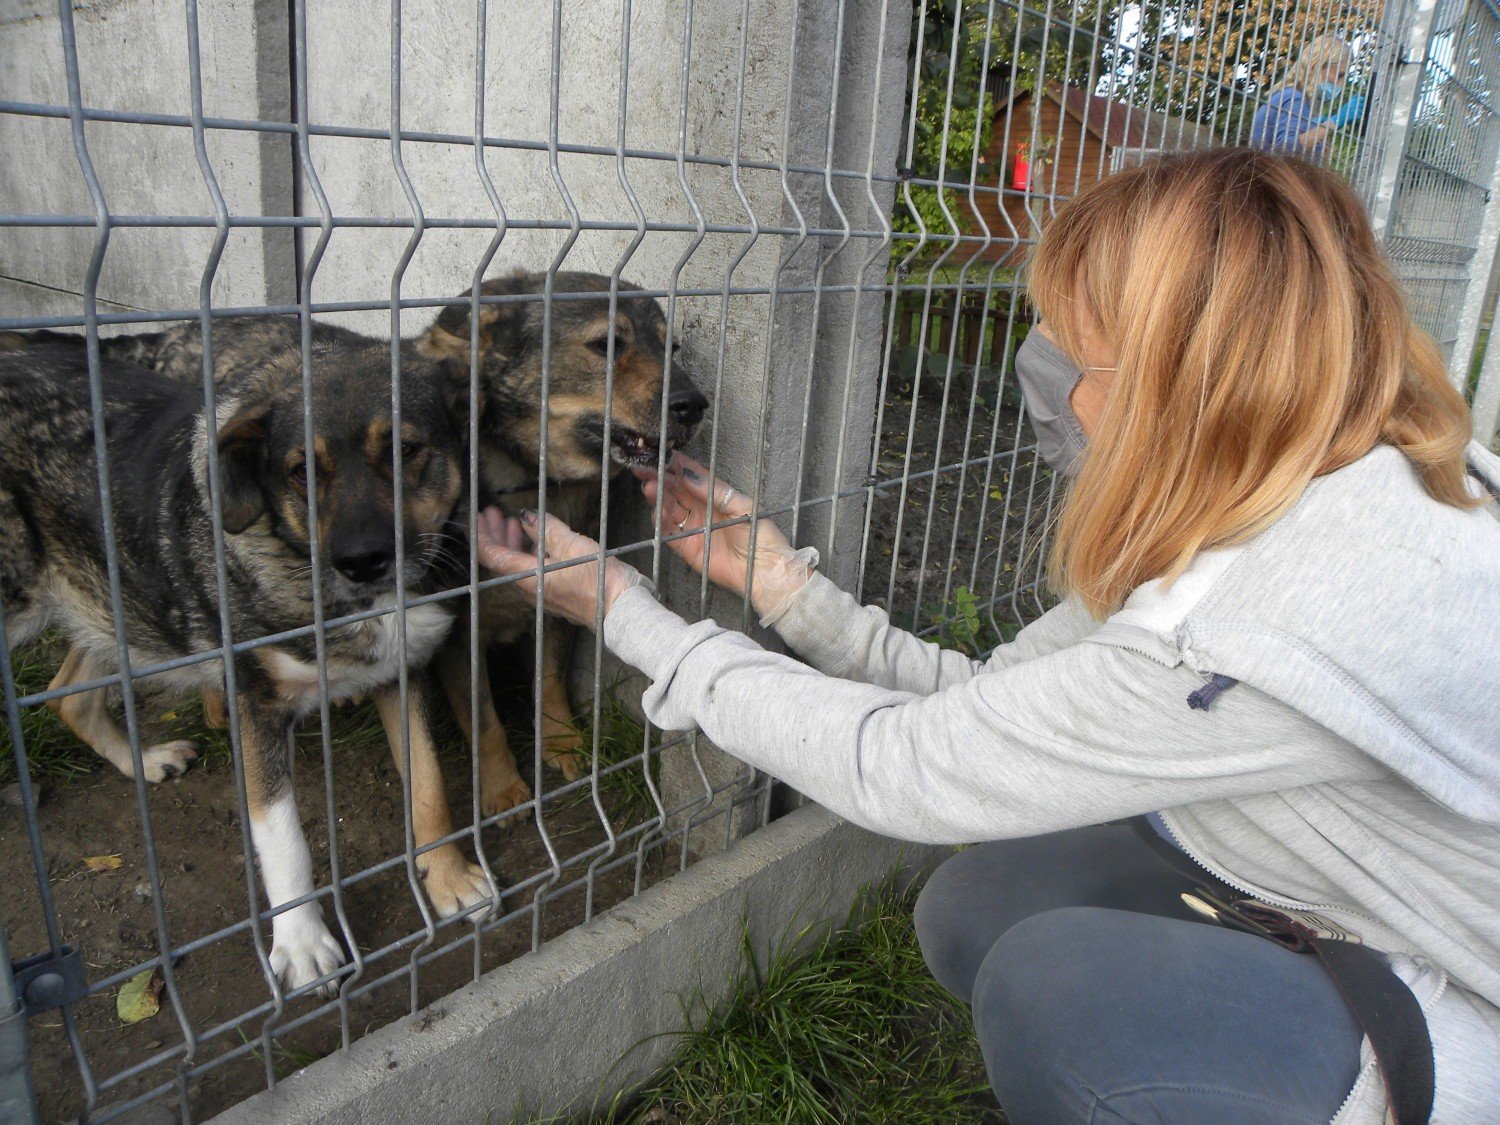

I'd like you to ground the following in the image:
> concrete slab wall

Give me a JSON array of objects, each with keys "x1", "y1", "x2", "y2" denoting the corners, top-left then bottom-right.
[
  {"x1": 209, "y1": 805, "x2": 949, "y2": 1124},
  {"x1": 0, "y1": 0, "x2": 294, "y2": 322}
]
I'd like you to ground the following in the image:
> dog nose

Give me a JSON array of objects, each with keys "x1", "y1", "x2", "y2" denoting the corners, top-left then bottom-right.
[
  {"x1": 668, "y1": 388, "x2": 709, "y2": 429},
  {"x1": 333, "y1": 544, "x2": 395, "y2": 584}
]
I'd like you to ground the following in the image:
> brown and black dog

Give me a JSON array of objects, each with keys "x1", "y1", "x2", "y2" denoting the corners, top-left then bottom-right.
[
  {"x1": 0, "y1": 339, "x2": 486, "y2": 994},
  {"x1": 414, "y1": 271, "x2": 706, "y2": 816},
  {"x1": 91, "y1": 270, "x2": 707, "y2": 818}
]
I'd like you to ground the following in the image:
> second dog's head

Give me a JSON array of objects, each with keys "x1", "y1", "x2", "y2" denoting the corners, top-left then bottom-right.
[
  {"x1": 201, "y1": 345, "x2": 464, "y2": 607},
  {"x1": 416, "y1": 270, "x2": 708, "y2": 482}
]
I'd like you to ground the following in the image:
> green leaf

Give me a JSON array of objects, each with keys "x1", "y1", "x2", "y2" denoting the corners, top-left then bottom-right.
[
  {"x1": 924, "y1": 351, "x2": 955, "y2": 379},
  {"x1": 117, "y1": 967, "x2": 162, "y2": 1025},
  {"x1": 894, "y1": 344, "x2": 923, "y2": 378}
]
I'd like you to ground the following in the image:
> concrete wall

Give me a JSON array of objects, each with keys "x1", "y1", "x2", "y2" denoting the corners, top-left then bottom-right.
[{"x1": 0, "y1": 0, "x2": 294, "y2": 321}]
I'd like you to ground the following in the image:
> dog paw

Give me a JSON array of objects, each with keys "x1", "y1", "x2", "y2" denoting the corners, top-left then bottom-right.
[
  {"x1": 139, "y1": 741, "x2": 198, "y2": 783},
  {"x1": 543, "y1": 747, "x2": 586, "y2": 782},
  {"x1": 481, "y1": 774, "x2": 533, "y2": 824},
  {"x1": 269, "y1": 907, "x2": 345, "y2": 998},
  {"x1": 422, "y1": 851, "x2": 493, "y2": 919},
  {"x1": 542, "y1": 720, "x2": 586, "y2": 782}
]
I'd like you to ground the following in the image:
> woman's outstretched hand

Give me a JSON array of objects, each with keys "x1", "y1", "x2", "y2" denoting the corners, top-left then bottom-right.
[
  {"x1": 637, "y1": 453, "x2": 818, "y2": 626},
  {"x1": 474, "y1": 506, "x2": 649, "y2": 629}
]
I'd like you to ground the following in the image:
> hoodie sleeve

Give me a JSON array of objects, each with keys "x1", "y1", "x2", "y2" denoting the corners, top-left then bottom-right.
[
  {"x1": 768, "y1": 572, "x2": 1098, "y2": 694},
  {"x1": 1251, "y1": 88, "x2": 1315, "y2": 151},
  {"x1": 603, "y1": 586, "x2": 1386, "y2": 845}
]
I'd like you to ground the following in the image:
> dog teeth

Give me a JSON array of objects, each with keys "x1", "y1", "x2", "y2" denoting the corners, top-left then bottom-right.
[{"x1": 612, "y1": 432, "x2": 659, "y2": 462}]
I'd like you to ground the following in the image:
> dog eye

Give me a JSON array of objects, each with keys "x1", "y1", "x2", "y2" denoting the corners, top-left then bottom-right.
[
  {"x1": 286, "y1": 459, "x2": 306, "y2": 480},
  {"x1": 588, "y1": 333, "x2": 620, "y2": 356},
  {"x1": 400, "y1": 441, "x2": 421, "y2": 458}
]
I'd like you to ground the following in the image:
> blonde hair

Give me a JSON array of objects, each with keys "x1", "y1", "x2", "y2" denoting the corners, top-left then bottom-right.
[
  {"x1": 1030, "y1": 148, "x2": 1478, "y2": 619},
  {"x1": 1281, "y1": 34, "x2": 1353, "y2": 96}
]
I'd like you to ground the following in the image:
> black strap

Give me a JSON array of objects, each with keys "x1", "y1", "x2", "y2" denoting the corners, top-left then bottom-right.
[
  {"x1": 1313, "y1": 939, "x2": 1435, "y2": 1125},
  {"x1": 1128, "y1": 817, "x2": 1435, "y2": 1123}
]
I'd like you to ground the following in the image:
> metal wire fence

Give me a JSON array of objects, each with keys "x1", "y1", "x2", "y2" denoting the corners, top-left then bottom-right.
[{"x1": 0, "y1": 0, "x2": 1495, "y2": 1120}]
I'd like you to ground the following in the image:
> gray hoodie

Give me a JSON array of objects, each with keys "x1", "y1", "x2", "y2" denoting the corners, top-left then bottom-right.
[{"x1": 602, "y1": 442, "x2": 1500, "y2": 1122}]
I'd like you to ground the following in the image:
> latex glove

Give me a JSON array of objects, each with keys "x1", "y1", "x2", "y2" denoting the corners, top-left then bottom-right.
[
  {"x1": 637, "y1": 453, "x2": 818, "y2": 627},
  {"x1": 1322, "y1": 94, "x2": 1365, "y2": 130},
  {"x1": 474, "y1": 506, "x2": 650, "y2": 629}
]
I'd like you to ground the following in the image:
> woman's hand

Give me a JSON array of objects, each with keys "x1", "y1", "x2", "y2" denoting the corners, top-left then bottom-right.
[
  {"x1": 474, "y1": 506, "x2": 650, "y2": 629},
  {"x1": 637, "y1": 453, "x2": 818, "y2": 626}
]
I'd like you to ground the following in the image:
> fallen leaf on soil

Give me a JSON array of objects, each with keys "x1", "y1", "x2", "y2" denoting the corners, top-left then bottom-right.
[
  {"x1": 117, "y1": 968, "x2": 163, "y2": 1025},
  {"x1": 83, "y1": 855, "x2": 123, "y2": 873},
  {"x1": 159, "y1": 711, "x2": 178, "y2": 722}
]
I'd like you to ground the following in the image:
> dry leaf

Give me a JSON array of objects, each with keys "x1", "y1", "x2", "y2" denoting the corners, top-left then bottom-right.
[
  {"x1": 117, "y1": 968, "x2": 163, "y2": 1025},
  {"x1": 83, "y1": 854, "x2": 123, "y2": 873},
  {"x1": 159, "y1": 711, "x2": 178, "y2": 722}
]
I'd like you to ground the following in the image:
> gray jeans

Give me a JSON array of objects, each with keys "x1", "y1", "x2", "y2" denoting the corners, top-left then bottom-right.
[{"x1": 914, "y1": 824, "x2": 1365, "y2": 1123}]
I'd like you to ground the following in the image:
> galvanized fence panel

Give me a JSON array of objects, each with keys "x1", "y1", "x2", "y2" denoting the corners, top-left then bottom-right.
[
  {"x1": 1377, "y1": 0, "x2": 1500, "y2": 372},
  {"x1": 0, "y1": 0, "x2": 1494, "y2": 1120}
]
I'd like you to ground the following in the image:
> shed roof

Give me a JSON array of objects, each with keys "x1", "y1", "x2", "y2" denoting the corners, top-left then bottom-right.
[{"x1": 1004, "y1": 82, "x2": 1218, "y2": 153}]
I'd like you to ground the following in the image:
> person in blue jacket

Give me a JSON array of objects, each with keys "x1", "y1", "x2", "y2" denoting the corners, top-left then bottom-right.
[{"x1": 1251, "y1": 35, "x2": 1364, "y2": 159}]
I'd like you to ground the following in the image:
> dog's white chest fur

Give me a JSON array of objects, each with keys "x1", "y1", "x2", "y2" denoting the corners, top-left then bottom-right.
[{"x1": 265, "y1": 601, "x2": 452, "y2": 710}]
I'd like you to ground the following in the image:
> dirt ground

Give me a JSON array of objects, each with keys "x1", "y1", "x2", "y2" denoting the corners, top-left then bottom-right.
[
  {"x1": 860, "y1": 368, "x2": 1055, "y2": 645},
  {"x1": 1, "y1": 644, "x2": 672, "y2": 1124}
]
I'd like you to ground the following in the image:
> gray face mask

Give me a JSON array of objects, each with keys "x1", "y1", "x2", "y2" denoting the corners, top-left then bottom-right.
[{"x1": 1013, "y1": 329, "x2": 1090, "y2": 475}]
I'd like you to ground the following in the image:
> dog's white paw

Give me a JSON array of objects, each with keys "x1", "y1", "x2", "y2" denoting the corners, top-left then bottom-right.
[
  {"x1": 422, "y1": 851, "x2": 494, "y2": 919},
  {"x1": 138, "y1": 741, "x2": 198, "y2": 783},
  {"x1": 269, "y1": 906, "x2": 345, "y2": 998}
]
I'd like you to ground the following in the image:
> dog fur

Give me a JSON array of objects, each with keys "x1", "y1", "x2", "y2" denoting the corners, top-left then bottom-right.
[
  {"x1": 113, "y1": 271, "x2": 707, "y2": 819},
  {"x1": 0, "y1": 340, "x2": 486, "y2": 994}
]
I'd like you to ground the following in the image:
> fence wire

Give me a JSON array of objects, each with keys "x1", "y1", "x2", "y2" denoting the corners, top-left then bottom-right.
[{"x1": 0, "y1": 0, "x2": 1496, "y2": 1120}]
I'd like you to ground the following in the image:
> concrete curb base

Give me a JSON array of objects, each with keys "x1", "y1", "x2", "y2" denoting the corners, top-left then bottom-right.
[{"x1": 211, "y1": 806, "x2": 950, "y2": 1123}]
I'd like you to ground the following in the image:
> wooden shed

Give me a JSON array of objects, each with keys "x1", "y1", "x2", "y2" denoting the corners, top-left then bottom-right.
[{"x1": 971, "y1": 82, "x2": 1217, "y2": 256}]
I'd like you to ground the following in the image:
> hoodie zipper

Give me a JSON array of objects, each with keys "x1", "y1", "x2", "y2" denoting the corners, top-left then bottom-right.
[{"x1": 1157, "y1": 810, "x2": 1384, "y2": 930}]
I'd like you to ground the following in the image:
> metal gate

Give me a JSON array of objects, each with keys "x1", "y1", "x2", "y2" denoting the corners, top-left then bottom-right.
[{"x1": 1, "y1": 0, "x2": 1496, "y2": 1120}]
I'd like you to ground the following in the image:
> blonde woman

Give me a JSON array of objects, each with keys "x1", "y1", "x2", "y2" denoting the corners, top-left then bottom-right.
[
  {"x1": 478, "y1": 150, "x2": 1498, "y2": 1122},
  {"x1": 1251, "y1": 34, "x2": 1365, "y2": 157}
]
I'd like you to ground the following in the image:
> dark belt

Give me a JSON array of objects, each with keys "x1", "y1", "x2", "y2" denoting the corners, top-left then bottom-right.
[{"x1": 1130, "y1": 817, "x2": 1435, "y2": 1124}]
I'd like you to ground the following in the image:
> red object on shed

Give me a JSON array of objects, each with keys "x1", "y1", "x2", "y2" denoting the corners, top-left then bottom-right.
[{"x1": 1013, "y1": 146, "x2": 1030, "y2": 190}]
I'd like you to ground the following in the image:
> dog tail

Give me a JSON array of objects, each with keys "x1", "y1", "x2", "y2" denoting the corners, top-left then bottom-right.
[
  {"x1": 0, "y1": 328, "x2": 165, "y2": 370},
  {"x1": 0, "y1": 328, "x2": 89, "y2": 351},
  {"x1": 99, "y1": 331, "x2": 165, "y2": 368}
]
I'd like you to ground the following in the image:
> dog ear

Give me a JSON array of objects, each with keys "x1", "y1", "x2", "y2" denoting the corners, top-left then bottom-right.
[
  {"x1": 213, "y1": 403, "x2": 272, "y2": 534},
  {"x1": 415, "y1": 277, "x2": 532, "y2": 425}
]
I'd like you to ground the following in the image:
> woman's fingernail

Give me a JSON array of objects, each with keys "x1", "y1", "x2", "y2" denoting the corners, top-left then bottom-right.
[
  {"x1": 520, "y1": 509, "x2": 537, "y2": 526},
  {"x1": 682, "y1": 467, "x2": 703, "y2": 483}
]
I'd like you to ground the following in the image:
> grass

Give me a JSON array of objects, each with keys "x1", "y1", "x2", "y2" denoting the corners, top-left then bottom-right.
[
  {"x1": 593, "y1": 878, "x2": 1003, "y2": 1125},
  {"x1": 237, "y1": 1027, "x2": 324, "y2": 1082},
  {"x1": 511, "y1": 686, "x2": 663, "y2": 837},
  {"x1": 0, "y1": 632, "x2": 97, "y2": 786},
  {"x1": 0, "y1": 630, "x2": 238, "y2": 787}
]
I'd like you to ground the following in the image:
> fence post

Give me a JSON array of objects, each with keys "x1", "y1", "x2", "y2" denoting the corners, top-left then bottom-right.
[
  {"x1": 1472, "y1": 263, "x2": 1500, "y2": 446},
  {"x1": 1367, "y1": 0, "x2": 1437, "y2": 241},
  {"x1": 1451, "y1": 161, "x2": 1500, "y2": 395},
  {"x1": 0, "y1": 912, "x2": 38, "y2": 1125}
]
